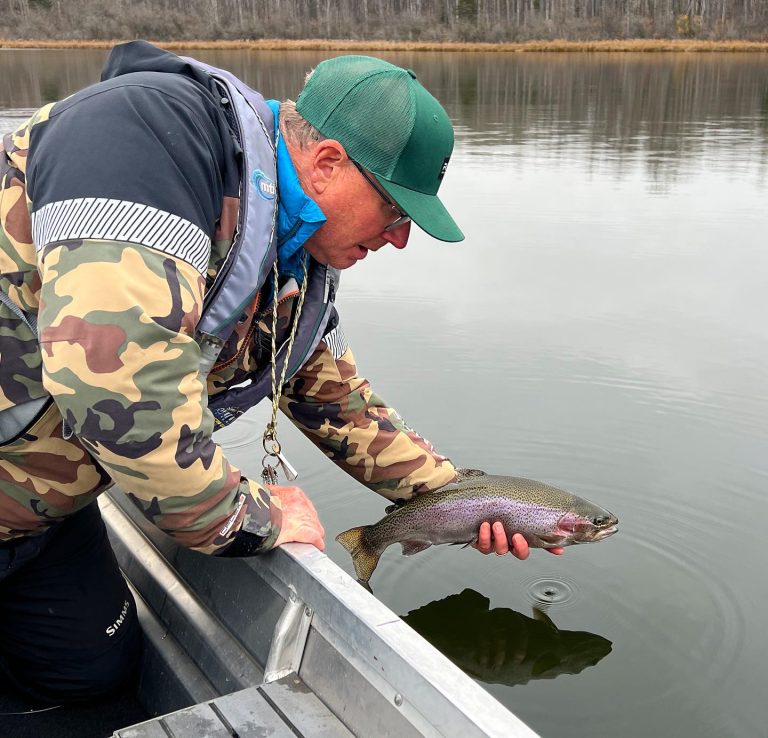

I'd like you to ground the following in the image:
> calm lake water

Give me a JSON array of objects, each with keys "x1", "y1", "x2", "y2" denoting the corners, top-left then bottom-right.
[{"x1": 2, "y1": 48, "x2": 767, "y2": 738}]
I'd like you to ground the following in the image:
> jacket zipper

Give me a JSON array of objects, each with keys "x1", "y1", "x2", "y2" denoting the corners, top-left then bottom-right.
[{"x1": 211, "y1": 287, "x2": 299, "y2": 373}]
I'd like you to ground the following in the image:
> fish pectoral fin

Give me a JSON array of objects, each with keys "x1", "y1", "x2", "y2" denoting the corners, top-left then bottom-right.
[
  {"x1": 450, "y1": 538, "x2": 478, "y2": 549},
  {"x1": 538, "y1": 533, "x2": 566, "y2": 546},
  {"x1": 400, "y1": 540, "x2": 433, "y2": 556}
]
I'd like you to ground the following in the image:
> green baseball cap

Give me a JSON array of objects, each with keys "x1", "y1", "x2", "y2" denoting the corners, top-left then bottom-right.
[{"x1": 296, "y1": 55, "x2": 464, "y2": 243}]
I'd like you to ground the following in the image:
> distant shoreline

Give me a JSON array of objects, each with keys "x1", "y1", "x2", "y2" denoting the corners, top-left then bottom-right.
[{"x1": 2, "y1": 38, "x2": 768, "y2": 52}]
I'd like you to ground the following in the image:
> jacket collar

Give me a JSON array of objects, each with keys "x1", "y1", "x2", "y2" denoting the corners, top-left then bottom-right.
[{"x1": 267, "y1": 100, "x2": 325, "y2": 283}]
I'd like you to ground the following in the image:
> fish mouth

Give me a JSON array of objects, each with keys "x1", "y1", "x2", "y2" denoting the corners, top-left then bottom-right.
[{"x1": 592, "y1": 524, "x2": 618, "y2": 541}]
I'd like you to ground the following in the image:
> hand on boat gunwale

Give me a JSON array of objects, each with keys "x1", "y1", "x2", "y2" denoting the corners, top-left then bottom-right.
[
  {"x1": 472, "y1": 522, "x2": 565, "y2": 559},
  {"x1": 270, "y1": 485, "x2": 326, "y2": 551}
]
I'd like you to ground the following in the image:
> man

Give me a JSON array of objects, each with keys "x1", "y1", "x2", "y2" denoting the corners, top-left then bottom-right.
[{"x1": 0, "y1": 41, "x2": 561, "y2": 703}]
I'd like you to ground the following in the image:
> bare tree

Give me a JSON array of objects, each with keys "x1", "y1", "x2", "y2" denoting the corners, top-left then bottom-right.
[{"x1": 2, "y1": 0, "x2": 768, "y2": 41}]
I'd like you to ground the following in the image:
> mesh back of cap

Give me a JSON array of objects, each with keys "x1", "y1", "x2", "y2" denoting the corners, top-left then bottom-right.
[
  {"x1": 299, "y1": 60, "x2": 415, "y2": 178},
  {"x1": 333, "y1": 74, "x2": 414, "y2": 176}
]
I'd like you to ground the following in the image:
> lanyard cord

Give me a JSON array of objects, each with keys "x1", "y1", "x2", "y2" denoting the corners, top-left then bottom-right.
[{"x1": 261, "y1": 251, "x2": 309, "y2": 483}]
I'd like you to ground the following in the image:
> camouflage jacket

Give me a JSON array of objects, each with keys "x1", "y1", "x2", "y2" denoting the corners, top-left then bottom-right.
[{"x1": 0, "y1": 42, "x2": 455, "y2": 552}]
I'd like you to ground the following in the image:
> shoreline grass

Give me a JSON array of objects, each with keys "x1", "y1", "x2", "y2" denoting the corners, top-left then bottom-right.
[{"x1": 1, "y1": 38, "x2": 768, "y2": 52}]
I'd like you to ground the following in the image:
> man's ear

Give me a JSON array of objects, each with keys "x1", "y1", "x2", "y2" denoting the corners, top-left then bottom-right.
[{"x1": 307, "y1": 139, "x2": 347, "y2": 195}]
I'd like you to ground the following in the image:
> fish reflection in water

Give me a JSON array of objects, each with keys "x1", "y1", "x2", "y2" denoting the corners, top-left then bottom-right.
[{"x1": 402, "y1": 588, "x2": 612, "y2": 687}]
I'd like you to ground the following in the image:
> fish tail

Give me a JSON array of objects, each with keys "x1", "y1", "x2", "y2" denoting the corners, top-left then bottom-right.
[{"x1": 335, "y1": 526, "x2": 382, "y2": 586}]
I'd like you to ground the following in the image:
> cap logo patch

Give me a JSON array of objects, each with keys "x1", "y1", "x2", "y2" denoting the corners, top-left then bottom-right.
[
  {"x1": 251, "y1": 169, "x2": 276, "y2": 200},
  {"x1": 438, "y1": 156, "x2": 450, "y2": 182}
]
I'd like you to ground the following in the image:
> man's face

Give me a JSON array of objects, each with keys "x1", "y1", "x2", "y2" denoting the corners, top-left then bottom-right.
[{"x1": 302, "y1": 155, "x2": 411, "y2": 270}]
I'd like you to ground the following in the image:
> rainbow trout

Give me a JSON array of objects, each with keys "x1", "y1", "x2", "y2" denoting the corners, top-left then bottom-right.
[{"x1": 336, "y1": 470, "x2": 618, "y2": 587}]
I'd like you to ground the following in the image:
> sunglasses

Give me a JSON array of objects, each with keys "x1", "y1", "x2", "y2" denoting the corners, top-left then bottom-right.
[{"x1": 351, "y1": 160, "x2": 411, "y2": 232}]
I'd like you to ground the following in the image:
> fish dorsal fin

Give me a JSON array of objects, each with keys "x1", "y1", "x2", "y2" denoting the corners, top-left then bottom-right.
[
  {"x1": 456, "y1": 468, "x2": 487, "y2": 480},
  {"x1": 532, "y1": 607, "x2": 558, "y2": 629},
  {"x1": 400, "y1": 540, "x2": 432, "y2": 556},
  {"x1": 385, "y1": 498, "x2": 407, "y2": 515},
  {"x1": 456, "y1": 469, "x2": 487, "y2": 477}
]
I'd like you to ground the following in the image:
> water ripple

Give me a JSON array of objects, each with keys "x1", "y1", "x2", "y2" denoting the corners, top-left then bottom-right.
[{"x1": 524, "y1": 575, "x2": 579, "y2": 608}]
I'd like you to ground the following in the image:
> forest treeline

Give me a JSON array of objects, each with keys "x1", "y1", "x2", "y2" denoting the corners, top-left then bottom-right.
[{"x1": 2, "y1": 0, "x2": 768, "y2": 42}]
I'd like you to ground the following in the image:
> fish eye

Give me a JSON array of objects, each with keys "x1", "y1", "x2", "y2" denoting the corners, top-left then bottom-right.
[{"x1": 593, "y1": 515, "x2": 608, "y2": 526}]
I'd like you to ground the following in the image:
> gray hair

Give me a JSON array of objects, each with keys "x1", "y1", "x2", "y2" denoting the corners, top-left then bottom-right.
[{"x1": 279, "y1": 99, "x2": 326, "y2": 149}]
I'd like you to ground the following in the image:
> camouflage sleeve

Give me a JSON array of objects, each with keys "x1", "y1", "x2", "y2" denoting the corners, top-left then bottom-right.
[
  {"x1": 37, "y1": 238, "x2": 279, "y2": 554},
  {"x1": 281, "y1": 332, "x2": 457, "y2": 501},
  {"x1": 25, "y1": 81, "x2": 279, "y2": 554}
]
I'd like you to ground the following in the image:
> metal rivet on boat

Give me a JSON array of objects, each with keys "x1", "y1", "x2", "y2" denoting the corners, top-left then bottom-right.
[
  {"x1": 289, "y1": 591, "x2": 297, "y2": 603},
  {"x1": 394, "y1": 694, "x2": 403, "y2": 707},
  {"x1": 304, "y1": 606, "x2": 312, "y2": 617}
]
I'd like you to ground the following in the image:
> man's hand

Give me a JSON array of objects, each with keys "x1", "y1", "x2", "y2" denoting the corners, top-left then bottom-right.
[
  {"x1": 472, "y1": 521, "x2": 565, "y2": 559},
  {"x1": 270, "y1": 485, "x2": 325, "y2": 551}
]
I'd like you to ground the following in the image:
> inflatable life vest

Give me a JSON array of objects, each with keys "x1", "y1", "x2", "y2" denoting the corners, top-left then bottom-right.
[{"x1": 184, "y1": 59, "x2": 340, "y2": 429}]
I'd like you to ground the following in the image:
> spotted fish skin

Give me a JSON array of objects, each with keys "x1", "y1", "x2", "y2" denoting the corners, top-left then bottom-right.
[{"x1": 335, "y1": 470, "x2": 618, "y2": 586}]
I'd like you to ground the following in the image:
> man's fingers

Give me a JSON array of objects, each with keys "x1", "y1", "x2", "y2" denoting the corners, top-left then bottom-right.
[
  {"x1": 472, "y1": 523, "x2": 565, "y2": 559},
  {"x1": 295, "y1": 516, "x2": 325, "y2": 545},
  {"x1": 270, "y1": 485, "x2": 325, "y2": 551},
  {"x1": 510, "y1": 532, "x2": 530, "y2": 560},
  {"x1": 274, "y1": 522, "x2": 325, "y2": 550},
  {"x1": 275, "y1": 485, "x2": 320, "y2": 515},
  {"x1": 299, "y1": 524, "x2": 325, "y2": 551},
  {"x1": 491, "y1": 522, "x2": 510, "y2": 556},
  {"x1": 474, "y1": 521, "x2": 493, "y2": 554}
]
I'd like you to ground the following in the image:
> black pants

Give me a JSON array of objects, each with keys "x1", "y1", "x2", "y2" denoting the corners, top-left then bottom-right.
[{"x1": 0, "y1": 503, "x2": 142, "y2": 703}]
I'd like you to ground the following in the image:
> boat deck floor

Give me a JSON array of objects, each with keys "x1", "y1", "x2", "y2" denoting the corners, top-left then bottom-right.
[{"x1": 114, "y1": 676, "x2": 353, "y2": 738}]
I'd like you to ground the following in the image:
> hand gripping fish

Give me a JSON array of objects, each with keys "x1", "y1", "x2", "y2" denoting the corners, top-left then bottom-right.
[{"x1": 336, "y1": 470, "x2": 618, "y2": 587}]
